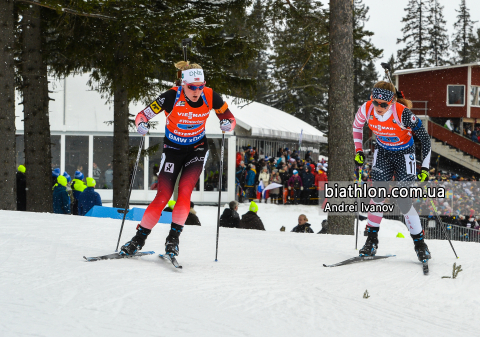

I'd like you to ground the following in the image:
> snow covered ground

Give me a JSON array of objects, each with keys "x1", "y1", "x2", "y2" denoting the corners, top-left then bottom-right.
[{"x1": 1, "y1": 204, "x2": 479, "y2": 337}]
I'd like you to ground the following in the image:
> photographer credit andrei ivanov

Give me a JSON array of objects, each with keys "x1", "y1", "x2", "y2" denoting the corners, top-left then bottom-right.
[{"x1": 353, "y1": 79, "x2": 432, "y2": 263}]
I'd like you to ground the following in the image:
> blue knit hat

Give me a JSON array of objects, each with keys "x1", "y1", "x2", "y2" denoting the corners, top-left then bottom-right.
[
  {"x1": 63, "y1": 171, "x2": 71, "y2": 183},
  {"x1": 74, "y1": 170, "x2": 84, "y2": 180},
  {"x1": 52, "y1": 168, "x2": 61, "y2": 177}
]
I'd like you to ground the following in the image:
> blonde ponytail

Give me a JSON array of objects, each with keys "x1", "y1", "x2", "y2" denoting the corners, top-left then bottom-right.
[{"x1": 174, "y1": 61, "x2": 202, "y2": 71}]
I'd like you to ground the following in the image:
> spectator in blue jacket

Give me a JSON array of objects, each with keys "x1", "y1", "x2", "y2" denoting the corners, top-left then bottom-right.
[
  {"x1": 53, "y1": 175, "x2": 71, "y2": 214},
  {"x1": 78, "y1": 177, "x2": 102, "y2": 216},
  {"x1": 245, "y1": 164, "x2": 257, "y2": 202}
]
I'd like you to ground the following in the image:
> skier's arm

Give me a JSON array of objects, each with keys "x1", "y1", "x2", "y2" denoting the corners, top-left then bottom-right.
[
  {"x1": 402, "y1": 109, "x2": 432, "y2": 168},
  {"x1": 135, "y1": 90, "x2": 177, "y2": 134},
  {"x1": 352, "y1": 103, "x2": 368, "y2": 152},
  {"x1": 212, "y1": 91, "x2": 236, "y2": 132}
]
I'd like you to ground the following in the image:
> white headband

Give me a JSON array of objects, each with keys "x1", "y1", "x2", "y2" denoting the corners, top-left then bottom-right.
[{"x1": 182, "y1": 69, "x2": 205, "y2": 84}]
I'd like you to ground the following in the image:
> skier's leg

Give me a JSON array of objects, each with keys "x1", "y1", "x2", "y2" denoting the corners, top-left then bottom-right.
[
  {"x1": 360, "y1": 148, "x2": 394, "y2": 256},
  {"x1": 140, "y1": 149, "x2": 184, "y2": 230},
  {"x1": 392, "y1": 149, "x2": 431, "y2": 261},
  {"x1": 166, "y1": 146, "x2": 209, "y2": 256}
]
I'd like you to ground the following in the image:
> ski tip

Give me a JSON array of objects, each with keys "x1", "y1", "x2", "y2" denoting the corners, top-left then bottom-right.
[
  {"x1": 83, "y1": 256, "x2": 87, "y2": 261},
  {"x1": 322, "y1": 264, "x2": 328, "y2": 267}
]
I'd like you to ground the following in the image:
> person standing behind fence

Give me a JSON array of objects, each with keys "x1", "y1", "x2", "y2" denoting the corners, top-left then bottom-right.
[
  {"x1": 288, "y1": 170, "x2": 303, "y2": 205},
  {"x1": 92, "y1": 163, "x2": 102, "y2": 185},
  {"x1": 16, "y1": 165, "x2": 27, "y2": 211},
  {"x1": 302, "y1": 166, "x2": 315, "y2": 204},
  {"x1": 245, "y1": 164, "x2": 256, "y2": 202},
  {"x1": 104, "y1": 163, "x2": 113, "y2": 189},
  {"x1": 269, "y1": 170, "x2": 282, "y2": 204},
  {"x1": 78, "y1": 177, "x2": 102, "y2": 216},
  {"x1": 236, "y1": 161, "x2": 246, "y2": 202},
  {"x1": 53, "y1": 176, "x2": 71, "y2": 214},
  {"x1": 258, "y1": 167, "x2": 270, "y2": 203}
]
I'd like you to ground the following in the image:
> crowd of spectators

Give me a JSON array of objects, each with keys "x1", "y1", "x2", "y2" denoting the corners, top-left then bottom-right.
[
  {"x1": 358, "y1": 166, "x2": 480, "y2": 233},
  {"x1": 235, "y1": 146, "x2": 328, "y2": 206},
  {"x1": 50, "y1": 167, "x2": 102, "y2": 215}
]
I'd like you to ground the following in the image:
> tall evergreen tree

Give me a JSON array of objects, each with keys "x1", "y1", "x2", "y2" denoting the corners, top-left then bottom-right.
[
  {"x1": 451, "y1": 0, "x2": 477, "y2": 64},
  {"x1": 353, "y1": 0, "x2": 381, "y2": 110},
  {"x1": 328, "y1": 0, "x2": 355, "y2": 235},
  {"x1": 268, "y1": 0, "x2": 329, "y2": 132},
  {"x1": 397, "y1": 0, "x2": 430, "y2": 69},
  {"x1": 47, "y1": 1, "x2": 259, "y2": 207},
  {"x1": 0, "y1": 0, "x2": 16, "y2": 210},
  {"x1": 242, "y1": 0, "x2": 272, "y2": 102},
  {"x1": 426, "y1": 0, "x2": 449, "y2": 66},
  {"x1": 18, "y1": 4, "x2": 53, "y2": 212},
  {"x1": 470, "y1": 28, "x2": 480, "y2": 62}
]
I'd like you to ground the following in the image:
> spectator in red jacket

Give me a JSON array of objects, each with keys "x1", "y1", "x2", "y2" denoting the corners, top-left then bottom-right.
[{"x1": 315, "y1": 167, "x2": 328, "y2": 204}]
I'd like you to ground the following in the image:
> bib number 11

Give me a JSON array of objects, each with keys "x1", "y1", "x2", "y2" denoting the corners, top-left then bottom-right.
[{"x1": 404, "y1": 153, "x2": 416, "y2": 175}]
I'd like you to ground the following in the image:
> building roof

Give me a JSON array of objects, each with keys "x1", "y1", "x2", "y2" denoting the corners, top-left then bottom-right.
[
  {"x1": 14, "y1": 73, "x2": 326, "y2": 144},
  {"x1": 223, "y1": 97, "x2": 327, "y2": 144},
  {"x1": 394, "y1": 62, "x2": 480, "y2": 76}
]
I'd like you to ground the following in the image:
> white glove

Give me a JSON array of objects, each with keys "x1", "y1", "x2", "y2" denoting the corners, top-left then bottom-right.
[
  {"x1": 301, "y1": 186, "x2": 304, "y2": 190},
  {"x1": 288, "y1": 186, "x2": 291, "y2": 190},
  {"x1": 220, "y1": 119, "x2": 232, "y2": 132},
  {"x1": 137, "y1": 122, "x2": 150, "y2": 135}
]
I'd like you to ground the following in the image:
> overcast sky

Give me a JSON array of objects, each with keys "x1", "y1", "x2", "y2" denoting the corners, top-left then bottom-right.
[{"x1": 363, "y1": 0, "x2": 480, "y2": 75}]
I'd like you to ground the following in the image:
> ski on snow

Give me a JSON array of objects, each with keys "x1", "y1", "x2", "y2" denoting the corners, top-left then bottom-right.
[
  {"x1": 83, "y1": 251, "x2": 155, "y2": 262},
  {"x1": 323, "y1": 255, "x2": 396, "y2": 268},
  {"x1": 422, "y1": 261, "x2": 429, "y2": 275},
  {"x1": 159, "y1": 254, "x2": 182, "y2": 269}
]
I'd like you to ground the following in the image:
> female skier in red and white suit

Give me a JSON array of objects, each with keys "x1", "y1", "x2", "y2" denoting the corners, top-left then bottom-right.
[{"x1": 120, "y1": 61, "x2": 235, "y2": 257}]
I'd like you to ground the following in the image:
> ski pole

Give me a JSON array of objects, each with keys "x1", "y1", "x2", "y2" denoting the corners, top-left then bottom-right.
[
  {"x1": 423, "y1": 184, "x2": 458, "y2": 259},
  {"x1": 355, "y1": 166, "x2": 363, "y2": 250},
  {"x1": 115, "y1": 136, "x2": 145, "y2": 252},
  {"x1": 215, "y1": 132, "x2": 225, "y2": 261}
]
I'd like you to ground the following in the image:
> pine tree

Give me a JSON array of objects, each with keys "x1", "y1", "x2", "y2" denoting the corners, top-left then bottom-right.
[
  {"x1": 0, "y1": 0, "x2": 16, "y2": 210},
  {"x1": 353, "y1": 0, "x2": 381, "y2": 110},
  {"x1": 426, "y1": 0, "x2": 449, "y2": 66},
  {"x1": 268, "y1": 0, "x2": 329, "y2": 132},
  {"x1": 328, "y1": 0, "x2": 355, "y2": 235},
  {"x1": 451, "y1": 0, "x2": 477, "y2": 64},
  {"x1": 397, "y1": 0, "x2": 430, "y2": 69},
  {"x1": 242, "y1": 0, "x2": 272, "y2": 102},
  {"x1": 46, "y1": 1, "x2": 259, "y2": 207},
  {"x1": 470, "y1": 28, "x2": 480, "y2": 62}
]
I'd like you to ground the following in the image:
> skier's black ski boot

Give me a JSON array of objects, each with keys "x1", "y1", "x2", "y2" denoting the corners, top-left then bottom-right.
[
  {"x1": 165, "y1": 223, "x2": 183, "y2": 257},
  {"x1": 120, "y1": 225, "x2": 151, "y2": 256},
  {"x1": 359, "y1": 226, "x2": 379, "y2": 257},
  {"x1": 411, "y1": 232, "x2": 431, "y2": 262}
]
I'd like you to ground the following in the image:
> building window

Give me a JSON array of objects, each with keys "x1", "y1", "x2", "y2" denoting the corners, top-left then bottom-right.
[
  {"x1": 204, "y1": 138, "x2": 228, "y2": 191},
  {"x1": 470, "y1": 86, "x2": 480, "y2": 107},
  {"x1": 447, "y1": 85, "x2": 465, "y2": 106},
  {"x1": 51, "y1": 136, "x2": 61, "y2": 171},
  {"x1": 93, "y1": 136, "x2": 113, "y2": 189},
  {"x1": 65, "y1": 136, "x2": 88, "y2": 179}
]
